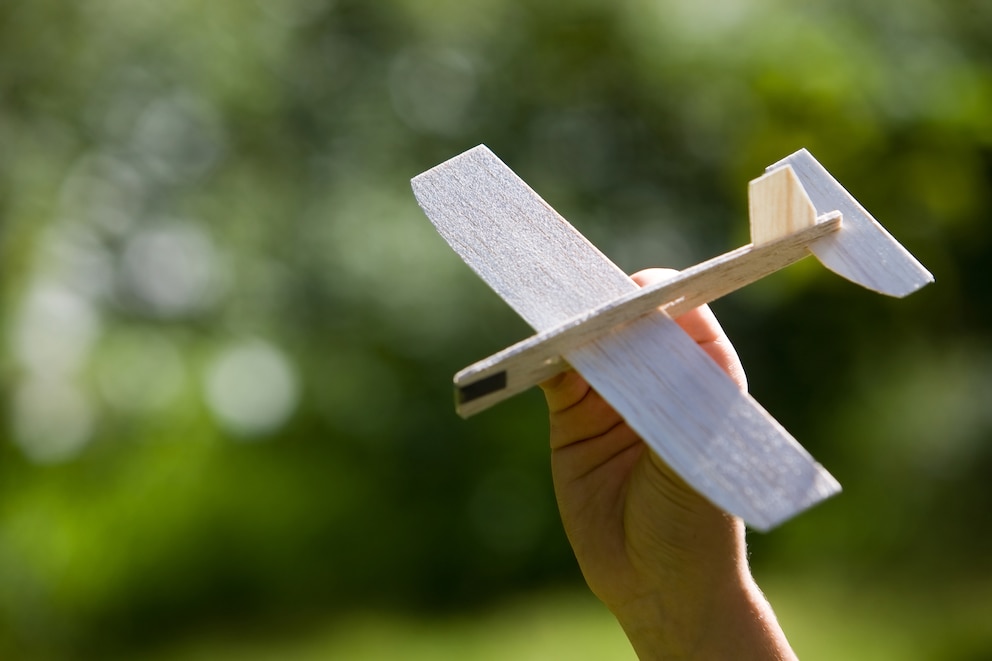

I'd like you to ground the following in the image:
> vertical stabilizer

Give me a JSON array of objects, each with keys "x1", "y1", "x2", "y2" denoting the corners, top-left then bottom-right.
[{"x1": 749, "y1": 165, "x2": 818, "y2": 245}]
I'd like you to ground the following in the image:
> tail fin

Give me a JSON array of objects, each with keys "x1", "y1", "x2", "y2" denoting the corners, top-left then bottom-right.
[
  {"x1": 749, "y1": 165, "x2": 817, "y2": 245},
  {"x1": 770, "y1": 149, "x2": 934, "y2": 297}
]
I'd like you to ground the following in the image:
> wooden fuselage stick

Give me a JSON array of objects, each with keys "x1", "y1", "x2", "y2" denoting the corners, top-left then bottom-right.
[{"x1": 454, "y1": 213, "x2": 841, "y2": 417}]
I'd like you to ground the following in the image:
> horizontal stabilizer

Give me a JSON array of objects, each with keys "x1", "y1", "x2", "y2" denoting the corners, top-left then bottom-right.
[{"x1": 770, "y1": 149, "x2": 934, "y2": 297}]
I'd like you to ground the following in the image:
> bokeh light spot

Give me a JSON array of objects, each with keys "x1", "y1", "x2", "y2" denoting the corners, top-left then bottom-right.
[
  {"x1": 119, "y1": 221, "x2": 224, "y2": 318},
  {"x1": 12, "y1": 282, "x2": 101, "y2": 377},
  {"x1": 131, "y1": 92, "x2": 226, "y2": 183},
  {"x1": 12, "y1": 377, "x2": 95, "y2": 464},
  {"x1": 204, "y1": 339, "x2": 299, "y2": 438}
]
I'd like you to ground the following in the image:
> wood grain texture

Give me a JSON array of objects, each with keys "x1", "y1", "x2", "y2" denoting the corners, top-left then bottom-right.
[
  {"x1": 567, "y1": 312, "x2": 840, "y2": 531},
  {"x1": 770, "y1": 149, "x2": 934, "y2": 297},
  {"x1": 455, "y1": 213, "x2": 842, "y2": 417},
  {"x1": 413, "y1": 145, "x2": 841, "y2": 530},
  {"x1": 412, "y1": 145, "x2": 633, "y2": 333},
  {"x1": 749, "y1": 165, "x2": 817, "y2": 245}
]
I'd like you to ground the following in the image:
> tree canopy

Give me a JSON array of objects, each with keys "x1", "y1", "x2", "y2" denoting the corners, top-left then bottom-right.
[{"x1": 1, "y1": 0, "x2": 990, "y2": 657}]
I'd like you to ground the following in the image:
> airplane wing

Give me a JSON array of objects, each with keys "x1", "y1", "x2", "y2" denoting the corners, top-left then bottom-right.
[{"x1": 412, "y1": 145, "x2": 840, "y2": 530}]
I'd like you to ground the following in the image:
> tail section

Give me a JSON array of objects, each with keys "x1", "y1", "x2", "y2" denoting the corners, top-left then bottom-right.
[
  {"x1": 749, "y1": 165, "x2": 818, "y2": 245},
  {"x1": 770, "y1": 149, "x2": 934, "y2": 297}
]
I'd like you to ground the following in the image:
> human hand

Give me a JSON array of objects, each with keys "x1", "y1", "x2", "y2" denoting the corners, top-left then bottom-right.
[{"x1": 542, "y1": 268, "x2": 796, "y2": 659}]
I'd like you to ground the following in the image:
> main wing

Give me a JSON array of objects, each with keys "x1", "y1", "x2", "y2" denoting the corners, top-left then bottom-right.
[
  {"x1": 412, "y1": 145, "x2": 840, "y2": 530},
  {"x1": 568, "y1": 313, "x2": 839, "y2": 530}
]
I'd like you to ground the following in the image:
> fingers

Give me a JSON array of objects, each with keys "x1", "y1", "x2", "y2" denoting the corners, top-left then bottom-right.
[
  {"x1": 630, "y1": 268, "x2": 719, "y2": 342},
  {"x1": 541, "y1": 266, "x2": 749, "y2": 452},
  {"x1": 539, "y1": 369, "x2": 590, "y2": 414},
  {"x1": 631, "y1": 268, "x2": 747, "y2": 391},
  {"x1": 539, "y1": 371, "x2": 622, "y2": 448}
]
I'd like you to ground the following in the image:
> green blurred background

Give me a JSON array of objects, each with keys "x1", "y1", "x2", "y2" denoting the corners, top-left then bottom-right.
[{"x1": 1, "y1": 0, "x2": 990, "y2": 659}]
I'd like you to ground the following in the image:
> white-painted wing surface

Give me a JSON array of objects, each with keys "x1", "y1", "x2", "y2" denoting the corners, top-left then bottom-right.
[
  {"x1": 411, "y1": 145, "x2": 632, "y2": 331},
  {"x1": 412, "y1": 145, "x2": 840, "y2": 530},
  {"x1": 567, "y1": 313, "x2": 839, "y2": 530}
]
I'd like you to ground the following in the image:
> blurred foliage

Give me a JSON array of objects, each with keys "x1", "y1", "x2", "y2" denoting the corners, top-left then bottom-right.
[{"x1": 0, "y1": 0, "x2": 990, "y2": 658}]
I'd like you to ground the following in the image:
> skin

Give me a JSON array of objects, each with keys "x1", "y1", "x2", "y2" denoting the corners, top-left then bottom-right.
[{"x1": 540, "y1": 269, "x2": 798, "y2": 661}]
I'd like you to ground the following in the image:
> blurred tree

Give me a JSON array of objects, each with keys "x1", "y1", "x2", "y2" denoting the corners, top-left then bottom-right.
[{"x1": 0, "y1": 0, "x2": 989, "y2": 658}]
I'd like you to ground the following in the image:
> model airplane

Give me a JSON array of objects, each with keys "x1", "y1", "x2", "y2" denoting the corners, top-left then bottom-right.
[{"x1": 411, "y1": 146, "x2": 932, "y2": 530}]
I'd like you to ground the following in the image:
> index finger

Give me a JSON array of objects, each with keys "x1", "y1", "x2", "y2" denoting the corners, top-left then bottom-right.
[{"x1": 631, "y1": 268, "x2": 747, "y2": 390}]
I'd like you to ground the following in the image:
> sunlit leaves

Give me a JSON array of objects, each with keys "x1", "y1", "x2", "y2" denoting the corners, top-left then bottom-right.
[{"x1": 0, "y1": 0, "x2": 989, "y2": 656}]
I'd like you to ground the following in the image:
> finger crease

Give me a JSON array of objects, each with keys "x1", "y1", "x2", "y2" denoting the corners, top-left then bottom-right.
[
  {"x1": 549, "y1": 381, "x2": 595, "y2": 415},
  {"x1": 572, "y1": 429, "x2": 642, "y2": 482}
]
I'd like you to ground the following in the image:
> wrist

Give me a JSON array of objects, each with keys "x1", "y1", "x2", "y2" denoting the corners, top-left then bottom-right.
[
  {"x1": 605, "y1": 507, "x2": 796, "y2": 660},
  {"x1": 608, "y1": 539, "x2": 750, "y2": 659},
  {"x1": 611, "y1": 567, "x2": 797, "y2": 661}
]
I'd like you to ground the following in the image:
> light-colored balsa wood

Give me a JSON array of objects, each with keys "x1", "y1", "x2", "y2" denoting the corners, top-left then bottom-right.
[
  {"x1": 454, "y1": 213, "x2": 841, "y2": 417},
  {"x1": 413, "y1": 145, "x2": 841, "y2": 531},
  {"x1": 566, "y1": 310, "x2": 840, "y2": 531},
  {"x1": 412, "y1": 145, "x2": 633, "y2": 333},
  {"x1": 749, "y1": 165, "x2": 817, "y2": 245}
]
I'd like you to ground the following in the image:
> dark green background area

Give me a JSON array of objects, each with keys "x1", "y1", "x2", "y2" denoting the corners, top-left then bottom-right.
[{"x1": 1, "y1": 1, "x2": 990, "y2": 658}]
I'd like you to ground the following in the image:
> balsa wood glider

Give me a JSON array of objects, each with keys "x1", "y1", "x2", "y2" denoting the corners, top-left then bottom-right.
[{"x1": 412, "y1": 146, "x2": 932, "y2": 530}]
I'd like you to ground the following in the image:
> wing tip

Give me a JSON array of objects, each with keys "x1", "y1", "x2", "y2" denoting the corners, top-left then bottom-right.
[
  {"x1": 745, "y1": 469, "x2": 842, "y2": 532},
  {"x1": 411, "y1": 144, "x2": 493, "y2": 182},
  {"x1": 410, "y1": 144, "x2": 499, "y2": 209}
]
